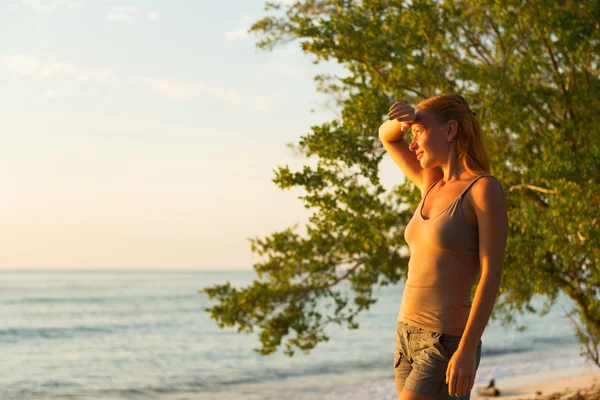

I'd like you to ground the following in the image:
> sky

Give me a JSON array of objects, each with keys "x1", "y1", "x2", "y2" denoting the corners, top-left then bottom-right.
[{"x1": 1, "y1": 0, "x2": 404, "y2": 269}]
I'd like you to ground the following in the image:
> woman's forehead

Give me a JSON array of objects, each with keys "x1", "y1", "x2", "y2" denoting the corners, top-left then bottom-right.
[{"x1": 413, "y1": 109, "x2": 431, "y2": 126}]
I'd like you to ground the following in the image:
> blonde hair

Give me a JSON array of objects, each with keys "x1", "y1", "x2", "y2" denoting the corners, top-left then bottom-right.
[{"x1": 416, "y1": 93, "x2": 491, "y2": 176}]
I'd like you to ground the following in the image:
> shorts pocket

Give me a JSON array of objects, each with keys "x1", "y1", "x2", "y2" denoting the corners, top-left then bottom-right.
[
  {"x1": 394, "y1": 349, "x2": 404, "y2": 368},
  {"x1": 428, "y1": 331, "x2": 449, "y2": 363},
  {"x1": 410, "y1": 331, "x2": 447, "y2": 373},
  {"x1": 438, "y1": 333, "x2": 461, "y2": 360}
]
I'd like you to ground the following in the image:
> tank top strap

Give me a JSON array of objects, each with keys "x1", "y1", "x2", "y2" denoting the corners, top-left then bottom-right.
[
  {"x1": 458, "y1": 174, "x2": 494, "y2": 203},
  {"x1": 418, "y1": 178, "x2": 441, "y2": 207},
  {"x1": 425, "y1": 178, "x2": 441, "y2": 196}
]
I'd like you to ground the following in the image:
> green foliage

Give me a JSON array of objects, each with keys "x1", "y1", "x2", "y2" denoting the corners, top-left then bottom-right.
[{"x1": 201, "y1": 0, "x2": 600, "y2": 359}]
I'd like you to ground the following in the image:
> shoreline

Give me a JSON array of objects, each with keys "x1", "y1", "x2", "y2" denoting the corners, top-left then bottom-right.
[
  {"x1": 473, "y1": 363, "x2": 600, "y2": 400},
  {"x1": 153, "y1": 363, "x2": 600, "y2": 400}
]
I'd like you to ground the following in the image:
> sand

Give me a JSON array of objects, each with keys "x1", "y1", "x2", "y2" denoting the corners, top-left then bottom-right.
[{"x1": 473, "y1": 364, "x2": 600, "y2": 400}]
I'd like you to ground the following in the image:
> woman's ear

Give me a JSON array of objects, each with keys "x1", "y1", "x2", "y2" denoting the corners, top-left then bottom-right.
[
  {"x1": 446, "y1": 120, "x2": 459, "y2": 142},
  {"x1": 448, "y1": 120, "x2": 459, "y2": 134}
]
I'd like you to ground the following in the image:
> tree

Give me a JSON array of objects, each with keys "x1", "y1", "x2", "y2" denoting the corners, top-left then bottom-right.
[{"x1": 201, "y1": 0, "x2": 600, "y2": 362}]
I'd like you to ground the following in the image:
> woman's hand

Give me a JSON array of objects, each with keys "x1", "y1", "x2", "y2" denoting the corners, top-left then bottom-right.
[
  {"x1": 446, "y1": 347, "x2": 478, "y2": 397},
  {"x1": 387, "y1": 101, "x2": 416, "y2": 132}
]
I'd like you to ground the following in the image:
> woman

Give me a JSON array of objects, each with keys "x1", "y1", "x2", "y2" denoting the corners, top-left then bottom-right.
[{"x1": 378, "y1": 93, "x2": 508, "y2": 400}]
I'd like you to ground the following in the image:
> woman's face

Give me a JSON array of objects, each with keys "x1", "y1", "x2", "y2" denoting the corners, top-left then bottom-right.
[{"x1": 408, "y1": 109, "x2": 448, "y2": 168}]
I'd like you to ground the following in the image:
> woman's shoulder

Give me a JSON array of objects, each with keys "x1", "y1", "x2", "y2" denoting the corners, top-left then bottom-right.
[
  {"x1": 474, "y1": 173, "x2": 500, "y2": 183},
  {"x1": 469, "y1": 174, "x2": 504, "y2": 200},
  {"x1": 463, "y1": 174, "x2": 503, "y2": 226},
  {"x1": 470, "y1": 173, "x2": 499, "y2": 184}
]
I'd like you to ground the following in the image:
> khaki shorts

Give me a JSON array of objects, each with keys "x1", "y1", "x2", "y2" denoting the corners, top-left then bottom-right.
[{"x1": 394, "y1": 320, "x2": 482, "y2": 399}]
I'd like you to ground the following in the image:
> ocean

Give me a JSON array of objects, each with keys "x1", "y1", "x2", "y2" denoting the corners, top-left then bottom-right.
[{"x1": 0, "y1": 270, "x2": 590, "y2": 399}]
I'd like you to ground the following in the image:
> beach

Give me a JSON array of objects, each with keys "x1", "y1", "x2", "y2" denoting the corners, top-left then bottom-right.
[
  {"x1": 472, "y1": 364, "x2": 600, "y2": 400},
  {"x1": 157, "y1": 360, "x2": 600, "y2": 400}
]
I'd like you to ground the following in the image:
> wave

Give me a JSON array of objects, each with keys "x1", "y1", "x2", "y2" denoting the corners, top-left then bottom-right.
[
  {"x1": 480, "y1": 345, "x2": 533, "y2": 356},
  {"x1": 2, "y1": 294, "x2": 197, "y2": 305},
  {"x1": 0, "y1": 325, "x2": 126, "y2": 341}
]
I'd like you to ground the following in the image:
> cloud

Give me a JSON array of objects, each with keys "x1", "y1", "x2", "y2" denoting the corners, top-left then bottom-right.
[
  {"x1": 224, "y1": 28, "x2": 249, "y2": 41},
  {"x1": 148, "y1": 10, "x2": 159, "y2": 21},
  {"x1": 141, "y1": 77, "x2": 196, "y2": 102},
  {"x1": 3, "y1": 54, "x2": 116, "y2": 85},
  {"x1": 107, "y1": 5, "x2": 138, "y2": 23},
  {"x1": 20, "y1": 0, "x2": 82, "y2": 11},
  {"x1": 140, "y1": 77, "x2": 272, "y2": 111}
]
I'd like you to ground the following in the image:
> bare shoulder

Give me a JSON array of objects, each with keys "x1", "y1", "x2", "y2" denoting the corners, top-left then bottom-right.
[{"x1": 470, "y1": 175, "x2": 506, "y2": 212}]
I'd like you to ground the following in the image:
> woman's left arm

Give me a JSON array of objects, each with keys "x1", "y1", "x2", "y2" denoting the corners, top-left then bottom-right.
[{"x1": 446, "y1": 176, "x2": 509, "y2": 396}]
